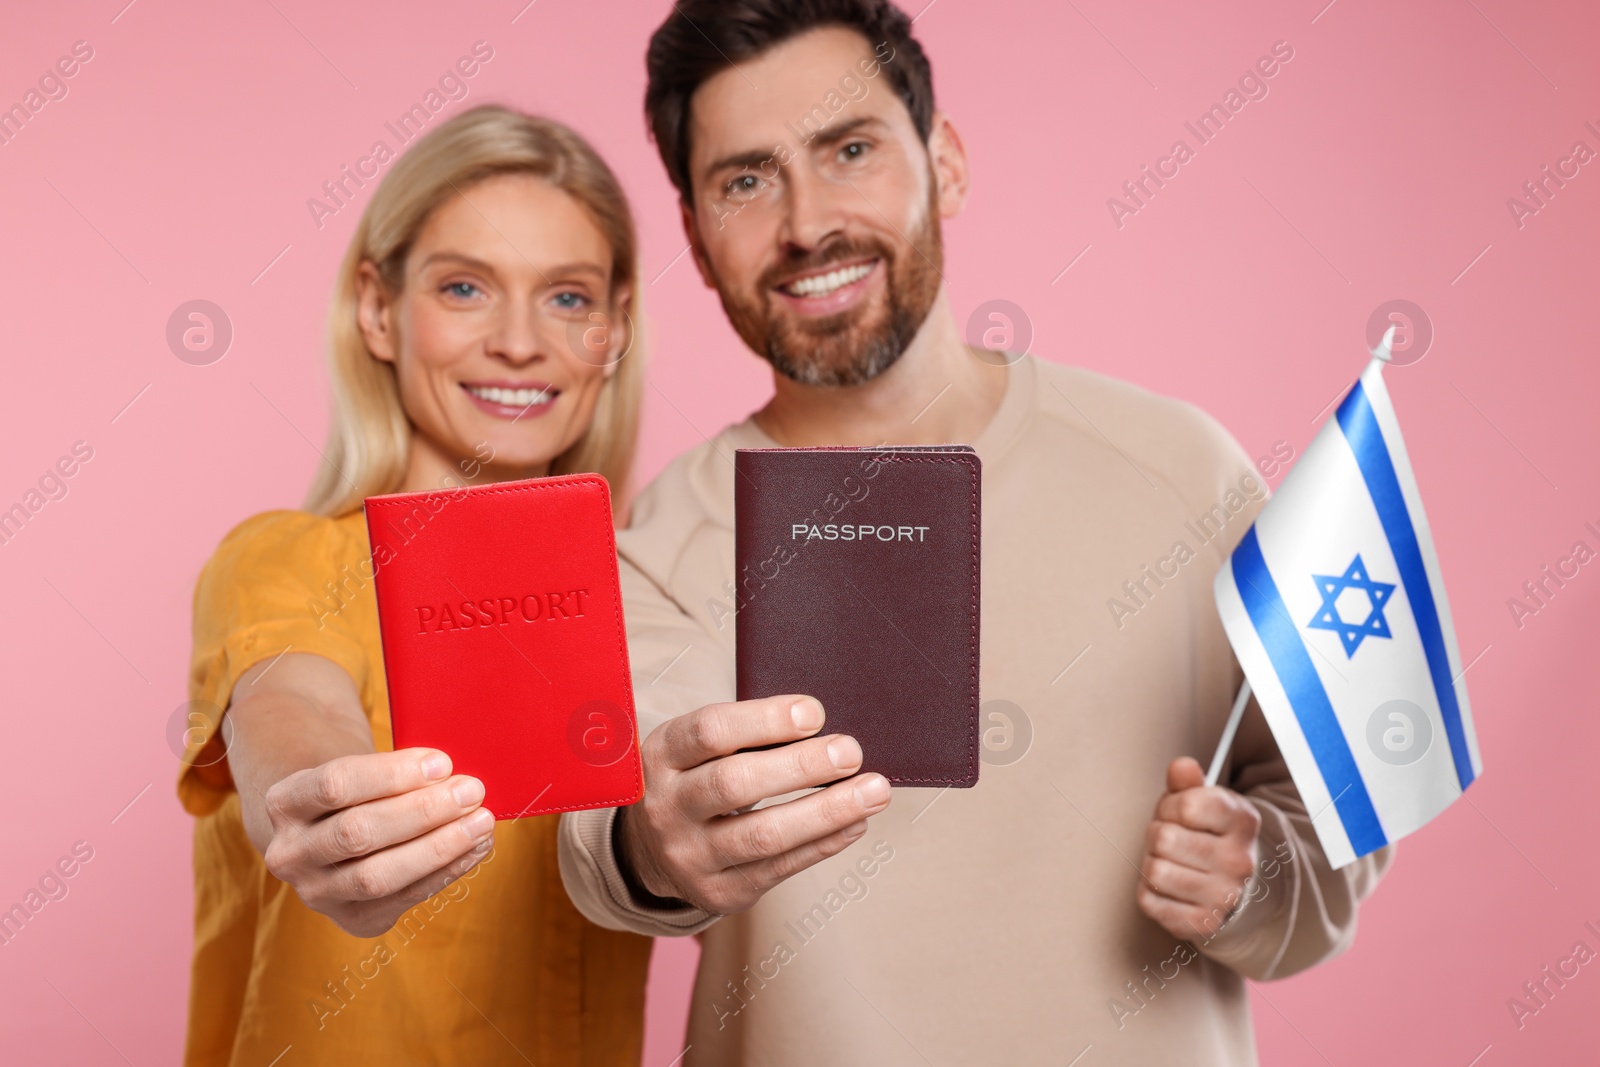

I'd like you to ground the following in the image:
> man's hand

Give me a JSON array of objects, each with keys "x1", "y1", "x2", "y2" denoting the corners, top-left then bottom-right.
[
  {"x1": 261, "y1": 749, "x2": 495, "y2": 938},
  {"x1": 617, "y1": 695, "x2": 891, "y2": 915},
  {"x1": 1136, "y1": 756, "x2": 1262, "y2": 942}
]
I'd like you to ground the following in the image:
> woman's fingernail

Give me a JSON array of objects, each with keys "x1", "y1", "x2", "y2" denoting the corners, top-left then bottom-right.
[
  {"x1": 471, "y1": 836, "x2": 493, "y2": 855},
  {"x1": 453, "y1": 777, "x2": 485, "y2": 807},
  {"x1": 421, "y1": 752, "x2": 450, "y2": 779},
  {"x1": 844, "y1": 820, "x2": 868, "y2": 839},
  {"x1": 464, "y1": 808, "x2": 495, "y2": 835}
]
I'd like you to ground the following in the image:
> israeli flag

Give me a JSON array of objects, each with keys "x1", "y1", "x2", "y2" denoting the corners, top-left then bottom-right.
[{"x1": 1213, "y1": 331, "x2": 1483, "y2": 869}]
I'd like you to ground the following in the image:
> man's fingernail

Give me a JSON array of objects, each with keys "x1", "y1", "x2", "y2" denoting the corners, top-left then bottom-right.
[
  {"x1": 827, "y1": 735, "x2": 861, "y2": 770},
  {"x1": 421, "y1": 752, "x2": 450, "y2": 779},
  {"x1": 792, "y1": 698, "x2": 824, "y2": 732},
  {"x1": 854, "y1": 775, "x2": 890, "y2": 808},
  {"x1": 453, "y1": 777, "x2": 486, "y2": 807},
  {"x1": 844, "y1": 820, "x2": 868, "y2": 838},
  {"x1": 464, "y1": 808, "x2": 494, "y2": 836}
]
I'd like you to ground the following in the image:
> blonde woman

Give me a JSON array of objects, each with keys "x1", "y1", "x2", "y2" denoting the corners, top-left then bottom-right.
[{"x1": 179, "y1": 106, "x2": 651, "y2": 1065}]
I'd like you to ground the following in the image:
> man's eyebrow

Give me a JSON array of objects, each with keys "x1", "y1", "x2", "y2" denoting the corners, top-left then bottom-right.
[
  {"x1": 699, "y1": 116, "x2": 889, "y2": 182},
  {"x1": 702, "y1": 146, "x2": 784, "y2": 181},
  {"x1": 806, "y1": 115, "x2": 881, "y2": 149}
]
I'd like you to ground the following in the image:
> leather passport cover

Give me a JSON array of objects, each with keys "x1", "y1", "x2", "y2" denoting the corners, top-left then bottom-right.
[
  {"x1": 735, "y1": 447, "x2": 981, "y2": 787},
  {"x1": 363, "y1": 474, "x2": 643, "y2": 819}
]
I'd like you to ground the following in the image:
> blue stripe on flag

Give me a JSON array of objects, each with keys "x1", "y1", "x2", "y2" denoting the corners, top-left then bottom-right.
[
  {"x1": 1336, "y1": 382, "x2": 1476, "y2": 791},
  {"x1": 1233, "y1": 528, "x2": 1389, "y2": 856}
]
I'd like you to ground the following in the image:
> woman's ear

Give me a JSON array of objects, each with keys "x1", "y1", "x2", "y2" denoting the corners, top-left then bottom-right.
[
  {"x1": 603, "y1": 285, "x2": 633, "y2": 379},
  {"x1": 355, "y1": 260, "x2": 399, "y2": 363}
]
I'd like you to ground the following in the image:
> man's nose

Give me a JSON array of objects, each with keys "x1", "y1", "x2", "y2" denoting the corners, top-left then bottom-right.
[{"x1": 780, "y1": 163, "x2": 849, "y2": 252}]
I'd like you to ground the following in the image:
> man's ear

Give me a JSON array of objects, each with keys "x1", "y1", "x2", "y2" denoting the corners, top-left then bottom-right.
[
  {"x1": 926, "y1": 111, "x2": 971, "y2": 220},
  {"x1": 355, "y1": 260, "x2": 399, "y2": 363},
  {"x1": 680, "y1": 198, "x2": 717, "y2": 290}
]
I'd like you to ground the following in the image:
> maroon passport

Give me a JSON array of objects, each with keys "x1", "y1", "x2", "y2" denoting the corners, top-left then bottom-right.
[{"x1": 734, "y1": 446, "x2": 981, "y2": 787}]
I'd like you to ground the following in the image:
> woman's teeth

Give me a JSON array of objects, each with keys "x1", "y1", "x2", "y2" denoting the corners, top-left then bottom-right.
[
  {"x1": 783, "y1": 261, "x2": 873, "y2": 297},
  {"x1": 467, "y1": 385, "x2": 553, "y2": 407}
]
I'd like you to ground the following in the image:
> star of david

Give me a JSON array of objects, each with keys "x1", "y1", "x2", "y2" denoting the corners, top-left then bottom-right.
[{"x1": 1306, "y1": 554, "x2": 1398, "y2": 658}]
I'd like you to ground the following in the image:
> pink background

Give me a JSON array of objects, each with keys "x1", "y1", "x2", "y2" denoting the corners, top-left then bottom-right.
[{"x1": 1, "y1": 0, "x2": 1596, "y2": 1063}]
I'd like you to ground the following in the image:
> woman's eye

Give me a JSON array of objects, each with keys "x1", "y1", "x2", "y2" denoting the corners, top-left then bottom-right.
[
  {"x1": 443, "y1": 281, "x2": 481, "y2": 299},
  {"x1": 551, "y1": 291, "x2": 588, "y2": 311}
]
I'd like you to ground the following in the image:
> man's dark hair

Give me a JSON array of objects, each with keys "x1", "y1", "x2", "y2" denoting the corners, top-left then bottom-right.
[{"x1": 645, "y1": 0, "x2": 935, "y2": 200}]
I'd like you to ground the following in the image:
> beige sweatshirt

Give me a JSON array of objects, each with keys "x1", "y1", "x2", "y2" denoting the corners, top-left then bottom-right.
[{"x1": 560, "y1": 355, "x2": 1392, "y2": 1066}]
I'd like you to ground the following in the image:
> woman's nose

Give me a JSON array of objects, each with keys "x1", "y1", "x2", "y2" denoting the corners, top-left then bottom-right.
[{"x1": 484, "y1": 303, "x2": 544, "y2": 365}]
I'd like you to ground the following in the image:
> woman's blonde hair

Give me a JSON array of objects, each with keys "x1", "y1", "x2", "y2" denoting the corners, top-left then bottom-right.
[{"x1": 305, "y1": 105, "x2": 645, "y2": 517}]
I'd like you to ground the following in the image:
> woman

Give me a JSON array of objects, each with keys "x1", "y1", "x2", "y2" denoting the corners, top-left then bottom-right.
[{"x1": 179, "y1": 105, "x2": 651, "y2": 1066}]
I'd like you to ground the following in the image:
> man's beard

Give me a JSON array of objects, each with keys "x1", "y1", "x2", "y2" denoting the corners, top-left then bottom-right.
[{"x1": 714, "y1": 180, "x2": 944, "y2": 388}]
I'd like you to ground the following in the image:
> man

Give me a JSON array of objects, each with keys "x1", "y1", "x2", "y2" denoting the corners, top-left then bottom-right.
[{"x1": 560, "y1": 2, "x2": 1392, "y2": 1062}]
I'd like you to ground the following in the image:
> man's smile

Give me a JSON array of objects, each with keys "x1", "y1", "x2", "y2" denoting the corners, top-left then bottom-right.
[{"x1": 772, "y1": 257, "x2": 881, "y2": 315}]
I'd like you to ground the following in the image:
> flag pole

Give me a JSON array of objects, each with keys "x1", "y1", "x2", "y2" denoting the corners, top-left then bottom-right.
[
  {"x1": 1204, "y1": 325, "x2": 1399, "y2": 789},
  {"x1": 1205, "y1": 679, "x2": 1252, "y2": 786}
]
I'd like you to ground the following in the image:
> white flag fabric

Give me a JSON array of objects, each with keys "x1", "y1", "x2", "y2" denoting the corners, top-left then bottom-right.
[{"x1": 1213, "y1": 349, "x2": 1483, "y2": 869}]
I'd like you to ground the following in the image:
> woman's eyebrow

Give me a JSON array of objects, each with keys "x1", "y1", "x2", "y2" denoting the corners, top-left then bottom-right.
[
  {"x1": 416, "y1": 250, "x2": 498, "y2": 273},
  {"x1": 541, "y1": 262, "x2": 609, "y2": 280},
  {"x1": 416, "y1": 251, "x2": 607, "y2": 281}
]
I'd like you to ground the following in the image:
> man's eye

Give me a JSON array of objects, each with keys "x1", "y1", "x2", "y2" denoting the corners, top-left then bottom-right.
[
  {"x1": 728, "y1": 174, "x2": 762, "y2": 195},
  {"x1": 839, "y1": 141, "x2": 870, "y2": 161}
]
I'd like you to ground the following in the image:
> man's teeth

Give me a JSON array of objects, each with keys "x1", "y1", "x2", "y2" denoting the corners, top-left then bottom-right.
[
  {"x1": 784, "y1": 261, "x2": 873, "y2": 297},
  {"x1": 467, "y1": 385, "x2": 553, "y2": 407}
]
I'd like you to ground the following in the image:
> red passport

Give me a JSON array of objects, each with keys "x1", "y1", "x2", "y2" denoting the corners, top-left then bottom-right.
[
  {"x1": 735, "y1": 446, "x2": 982, "y2": 787},
  {"x1": 364, "y1": 474, "x2": 643, "y2": 819}
]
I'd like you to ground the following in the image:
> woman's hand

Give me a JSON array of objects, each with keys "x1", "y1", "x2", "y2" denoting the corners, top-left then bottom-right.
[
  {"x1": 261, "y1": 749, "x2": 495, "y2": 937},
  {"x1": 224, "y1": 652, "x2": 495, "y2": 937}
]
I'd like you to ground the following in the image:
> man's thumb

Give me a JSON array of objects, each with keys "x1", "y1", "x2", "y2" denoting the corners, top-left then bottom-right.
[{"x1": 1167, "y1": 756, "x2": 1206, "y2": 793}]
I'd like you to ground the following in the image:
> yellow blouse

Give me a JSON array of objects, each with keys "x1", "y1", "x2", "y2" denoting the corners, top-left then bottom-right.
[{"x1": 180, "y1": 509, "x2": 651, "y2": 1066}]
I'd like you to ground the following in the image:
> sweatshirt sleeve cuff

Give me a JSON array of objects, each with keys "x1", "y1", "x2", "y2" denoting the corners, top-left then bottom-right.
[{"x1": 558, "y1": 806, "x2": 719, "y2": 938}]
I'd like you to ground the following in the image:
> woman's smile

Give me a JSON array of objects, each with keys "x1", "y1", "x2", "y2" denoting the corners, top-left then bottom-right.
[{"x1": 459, "y1": 378, "x2": 561, "y2": 420}]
